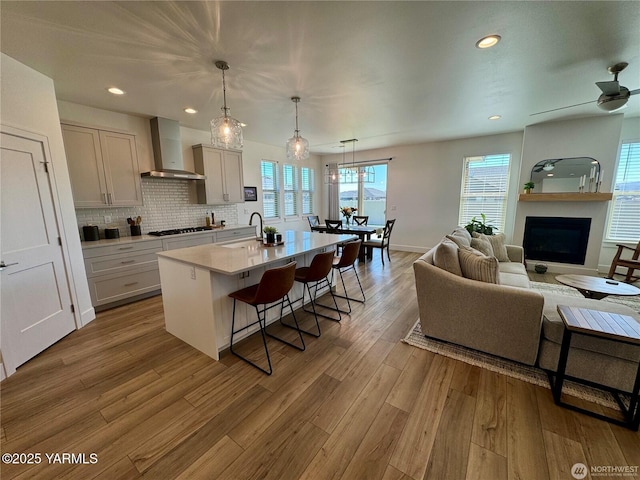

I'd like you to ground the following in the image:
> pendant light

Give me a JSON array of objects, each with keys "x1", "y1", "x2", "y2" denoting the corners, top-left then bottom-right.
[
  {"x1": 211, "y1": 60, "x2": 243, "y2": 149},
  {"x1": 286, "y1": 96, "x2": 310, "y2": 161}
]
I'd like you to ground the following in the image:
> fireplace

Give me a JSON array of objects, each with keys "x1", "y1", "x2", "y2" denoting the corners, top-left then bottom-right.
[{"x1": 523, "y1": 217, "x2": 591, "y2": 265}]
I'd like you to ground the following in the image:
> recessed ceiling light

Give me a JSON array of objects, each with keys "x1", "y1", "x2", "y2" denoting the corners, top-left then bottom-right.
[
  {"x1": 107, "y1": 87, "x2": 125, "y2": 95},
  {"x1": 184, "y1": 107, "x2": 198, "y2": 114},
  {"x1": 488, "y1": 115, "x2": 501, "y2": 120},
  {"x1": 547, "y1": 173, "x2": 554, "y2": 177},
  {"x1": 476, "y1": 35, "x2": 501, "y2": 49}
]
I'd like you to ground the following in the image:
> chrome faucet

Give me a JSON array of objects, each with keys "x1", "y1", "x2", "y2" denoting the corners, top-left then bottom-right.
[{"x1": 249, "y1": 211, "x2": 263, "y2": 241}]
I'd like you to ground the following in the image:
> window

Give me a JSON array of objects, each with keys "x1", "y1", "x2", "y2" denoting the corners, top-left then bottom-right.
[
  {"x1": 261, "y1": 160, "x2": 279, "y2": 219},
  {"x1": 606, "y1": 142, "x2": 640, "y2": 241},
  {"x1": 282, "y1": 164, "x2": 298, "y2": 217},
  {"x1": 301, "y1": 167, "x2": 314, "y2": 215},
  {"x1": 338, "y1": 164, "x2": 387, "y2": 225},
  {"x1": 459, "y1": 154, "x2": 511, "y2": 232}
]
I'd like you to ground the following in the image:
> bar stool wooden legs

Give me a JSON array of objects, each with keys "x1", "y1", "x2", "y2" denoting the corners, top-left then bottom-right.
[
  {"x1": 294, "y1": 250, "x2": 341, "y2": 337},
  {"x1": 228, "y1": 262, "x2": 304, "y2": 375}
]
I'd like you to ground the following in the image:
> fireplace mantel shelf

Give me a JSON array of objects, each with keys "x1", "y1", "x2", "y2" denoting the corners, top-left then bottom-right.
[{"x1": 518, "y1": 192, "x2": 613, "y2": 202}]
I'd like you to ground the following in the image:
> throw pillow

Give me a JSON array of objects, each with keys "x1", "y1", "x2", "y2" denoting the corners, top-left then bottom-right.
[
  {"x1": 458, "y1": 246, "x2": 500, "y2": 284},
  {"x1": 445, "y1": 228, "x2": 471, "y2": 248},
  {"x1": 433, "y1": 239, "x2": 462, "y2": 276},
  {"x1": 472, "y1": 232, "x2": 510, "y2": 262},
  {"x1": 470, "y1": 236, "x2": 494, "y2": 257}
]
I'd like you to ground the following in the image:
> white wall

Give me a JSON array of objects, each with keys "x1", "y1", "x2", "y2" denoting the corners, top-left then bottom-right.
[
  {"x1": 513, "y1": 115, "x2": 624, "y2": 274},
  {"x1": 1, "y1": 54, "x2": 94, "y2": 326},
  {"x1": 320, "y1": 132, "x2": 524, "y2": 252}
]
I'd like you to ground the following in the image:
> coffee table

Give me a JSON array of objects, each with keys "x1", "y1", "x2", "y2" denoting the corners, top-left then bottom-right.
[
  {"x1": 555, "y1": 274, "x2": 640, "y2": 300},
  {"x1": 549, "y1": 305, "x2": 640, "y2": 430}
]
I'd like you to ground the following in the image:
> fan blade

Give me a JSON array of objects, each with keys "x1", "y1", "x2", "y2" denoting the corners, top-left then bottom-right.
[
  {"x1": 596, "y1": 80, "x2": 620, "y2": 96},
  {"x1": 530, "y1": 100, "x2": 596, "y2": 116},
  {"x1": 630, "y1": 88, "x2": 640, "y2": 96},
  {"x1": 534, "y1": 167, "x2": 543, "y2": 172}
]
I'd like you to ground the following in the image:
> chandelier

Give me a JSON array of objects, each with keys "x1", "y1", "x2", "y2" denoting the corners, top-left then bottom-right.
[
  {"x1": 211, "y1": 60, "x2": 243, "y2": 149},
  {"x1": 324, "y1": 139, "x2": 375, "y2": 184},
  {"x1": 286, "y1": 96, "x2": 310, "y2": 161}
]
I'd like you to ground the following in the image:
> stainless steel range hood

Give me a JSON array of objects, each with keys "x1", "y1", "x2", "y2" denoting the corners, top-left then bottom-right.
[{"x1": 141, "y1": 117, "x2": 206, "y2": 180}]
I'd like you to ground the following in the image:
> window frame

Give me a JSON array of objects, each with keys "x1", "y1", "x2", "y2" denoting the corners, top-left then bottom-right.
[
  {"x1": 605, "y1": 141, "x2": 640, "y2": 242},
  {"x1": 282, "y1": 163, "x2": 299, "y2": 218},
  {"x1": 261, "y1": 159, "x2": 280, "y2": 220},
  {"x1": 458, "y1": 153, "x2": 512, "y2": 233},
  {"x1": 261, "y1": 161, "x2": 315, "y2": 221}
]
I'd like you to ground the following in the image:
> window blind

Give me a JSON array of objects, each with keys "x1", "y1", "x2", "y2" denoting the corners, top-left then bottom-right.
[
  {"x1": 283, "y1": 164, "x2": 298, "y2": 217},
  {"x1": 301, "y1": 167, "x2": 314, "y2": 215},
  {"x1": 607, "y1": 142, "x2": 640, "y2": 241},
  {"x1": 459, "y1": 154, "x2": 511, "y2": 232},
  {"x1": 261, "y1": 160, "x2": 279, "y2": 219}
]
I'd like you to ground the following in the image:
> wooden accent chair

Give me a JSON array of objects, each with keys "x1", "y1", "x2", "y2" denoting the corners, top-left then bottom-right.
[
  {"x1": 228, "y1": 262, "x2": 304, "y2": 375},
  {"x1": 607, "y1": 241, "x2": 640, "y2": 283},
  {"x1": 352, "y1": 215, "x2": 369, "y2": 225},
  {"x1": 363, "y1": 219, "x2": 396, "y2": 265}
]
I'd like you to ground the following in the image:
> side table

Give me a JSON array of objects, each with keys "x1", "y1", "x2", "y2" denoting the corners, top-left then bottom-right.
[{"x1": 548, "y1": 305, "x2": 640, "y2": 430}]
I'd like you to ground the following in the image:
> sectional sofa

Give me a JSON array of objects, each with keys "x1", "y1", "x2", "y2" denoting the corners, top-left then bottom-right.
[{"x1": 413, "y1": 227, "x2": 640, "y2": 393}]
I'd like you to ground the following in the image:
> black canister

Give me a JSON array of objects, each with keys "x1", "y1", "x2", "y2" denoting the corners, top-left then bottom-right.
[
  {"x1": 104, "y1": 227, "x2": 120, "y2": 239},
  {"x1": 83, "y1": 225, "x2": 100, "y2": 241},
  {"x1": 130, "y1": 225, "x2": 142, "y2": 236}
]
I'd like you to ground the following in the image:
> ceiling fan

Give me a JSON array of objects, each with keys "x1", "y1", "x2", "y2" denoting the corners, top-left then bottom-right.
[
  {"x1": 531, "y1": 62, "x2": 640, "y2": 116},
  {"x1": 533, "y1": 159, "x2": 560, "y2": 172}
]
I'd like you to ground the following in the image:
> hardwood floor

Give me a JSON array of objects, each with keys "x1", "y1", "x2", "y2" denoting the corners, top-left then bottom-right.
[{"x1": 1, "y1": 251, "x2": 638, "y2": 479}]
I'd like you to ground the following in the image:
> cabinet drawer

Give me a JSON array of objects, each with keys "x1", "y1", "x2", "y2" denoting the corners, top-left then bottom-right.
[
  {"x1": 84, "y1": 249, "x2": 160, "y2": 278},
  {"x1": 83, "y1": 239, "x2": 163, "y2": 258},
  {"x1": 215, "y1": 228, "x2": 254, "y2": 242},
  {"x1": 88, "y1": 267, "x2": 161, "y2": 306},
  {"x1": 162, "y1": 233, "x2": 214, "y2": 251}
]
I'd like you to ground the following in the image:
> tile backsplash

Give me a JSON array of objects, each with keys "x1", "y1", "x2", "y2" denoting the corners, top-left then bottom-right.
[{"x1": 75, "y1": 178, "x2": 240, "y2": 238}]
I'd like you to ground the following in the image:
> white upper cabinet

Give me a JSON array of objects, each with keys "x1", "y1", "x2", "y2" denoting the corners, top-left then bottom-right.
[
  {"x1": 193, "y1": 144, "x2": 244, "y2": 204},
  {"x1": 62, "y1": 123, "x2": 143, "y2": 208}
]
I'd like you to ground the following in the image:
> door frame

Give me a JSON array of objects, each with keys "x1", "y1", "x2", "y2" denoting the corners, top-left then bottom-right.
[{"x1": 1, "y1": 124, "x2": 81, "y2": 377}]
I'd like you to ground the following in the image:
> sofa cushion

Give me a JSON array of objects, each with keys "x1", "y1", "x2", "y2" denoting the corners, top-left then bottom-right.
[
  {"x1": 498, "y1": 262, "x2": 528, "y2": 275},
  {"x1": 470, "y1": 236, "x2": 494, "y2": 257},
  {"x1": 541, "y1": 292, "x2": 640, "y2": 363},
  {"x1": 473, "y1": 232, "x2": 511, "y2": 262},
  {"x1": 446, "y1": 227, "x2": 472, "y2": 248},
  {"x1": 458, "y1": 246, "x2": 500, "y2": 284},
  {"x1": 433, "y1": 238, "x2": 462, "y2": 276},
  {"x1": 499, "y1": 272, "x2": 531, "y2": 289}
]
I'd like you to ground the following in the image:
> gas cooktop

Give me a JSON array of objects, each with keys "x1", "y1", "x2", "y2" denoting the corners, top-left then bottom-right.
[{"x1": 148, "y1": 227, "x2": 210, "y2": 236}]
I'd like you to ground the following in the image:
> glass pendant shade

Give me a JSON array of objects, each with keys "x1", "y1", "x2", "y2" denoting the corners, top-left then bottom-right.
[
  {"x1": 286, "y1": 135, "x2": 310, "y2": 161},
  {"x1": 211, "y1": 60, "x2": 243, "y2": 149},
  {"x1": 286, "y1": 96, "x2": 310, "y2": 161},
  {"x1": 211, "y1": 113, "x2": 243, "y2": 149}
]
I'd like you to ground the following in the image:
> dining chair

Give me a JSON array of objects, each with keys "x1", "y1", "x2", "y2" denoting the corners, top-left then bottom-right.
[
  {"x1": 324, "y1": 219, "x2": 343, "y2": 233},
  {"x1": 228, "y1": 262, "x2": 304, "y2": 375},
  {"x1": 293, "y1": 250, "x2": 341, "y2": 337},
  {"x1": 363, "y1": 219, "x2": 396, "y2": 265},
  {"x1": 607, "y1": 240, "x2": 640, "y2": 283},
  {"x1": 353, "y1": 215, "x2": 369, "y2": 225},
  {"x1": 307, "y1": 215, "x2": 320, "y2": 229}
]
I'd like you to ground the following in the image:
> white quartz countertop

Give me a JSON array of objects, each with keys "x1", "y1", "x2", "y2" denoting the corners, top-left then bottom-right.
[
  {"x1": 157, "y1": 230, "x2": 356, "y2": 275},
  {"x1": 81, "y1": 224, "x2": 251, "y2": 249}
]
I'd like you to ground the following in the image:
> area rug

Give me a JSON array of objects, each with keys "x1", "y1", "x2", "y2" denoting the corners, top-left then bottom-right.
[{"x1": 403, "y1": 281, "x2": 639, "y2": 410}]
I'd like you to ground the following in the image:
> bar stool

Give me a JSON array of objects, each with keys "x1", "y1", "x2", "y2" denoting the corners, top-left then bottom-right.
[
  {"x1": 294, "y1": 250, "x2": 341, "y2": 337},
  {"x1": 317, "y1": 240, "x2": 365, "y2": 314},
  {"x1": 228, "y1": 262, "x2": 304, "y2": 375}
]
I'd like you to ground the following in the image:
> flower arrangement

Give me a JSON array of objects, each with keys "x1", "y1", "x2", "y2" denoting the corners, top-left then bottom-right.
[{"x1": 340, "y1": 206, "x2": 357, "y2": 218}]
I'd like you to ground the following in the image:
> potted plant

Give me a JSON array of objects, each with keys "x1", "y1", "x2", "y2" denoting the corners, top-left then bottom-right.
[
  {"x1": 263, "y1": 226, "x2": 278, "y2": 244},
  {"x1": 523, "y1": 181, "x2": 535, "y2": 194},
  {"x1": 464, "y1": 213, "x2": 496, "y2": 235}
]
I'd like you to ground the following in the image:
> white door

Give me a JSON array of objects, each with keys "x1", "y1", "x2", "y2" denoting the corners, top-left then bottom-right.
[{"x1": 1, "y1": 130, "x2": 76, "y2": 374}]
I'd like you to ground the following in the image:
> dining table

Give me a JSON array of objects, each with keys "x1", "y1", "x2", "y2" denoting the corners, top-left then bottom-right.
[{"x1": 310, "y1": 223, "x2": 381, "y2": 261}]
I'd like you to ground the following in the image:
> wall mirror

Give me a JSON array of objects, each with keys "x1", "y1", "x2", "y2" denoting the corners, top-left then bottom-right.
[{"x1": 529, "y1": 157, "x2": 600, "y2": 193}]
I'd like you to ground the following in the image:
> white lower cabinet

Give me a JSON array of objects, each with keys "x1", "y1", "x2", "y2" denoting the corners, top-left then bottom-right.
[{"x1": 83, "y1": 227, "x2": 256, "y2": 310}]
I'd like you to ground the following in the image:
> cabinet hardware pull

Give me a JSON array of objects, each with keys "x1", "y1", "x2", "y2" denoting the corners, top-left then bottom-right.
[
  {"x1": 120, "y1": 260, "x2": 136, "y2": 264},
  {"x1": 118, "y1": 246, "x2": 134, "y2": 250},
  {"x1": 102, "y1": 193, "x2": 108, "y2": 204},
  {"x1": 107, "y1": 193, "x2": 113, "y2": 204},
  {"x1": 124, "y1": 282, "x2": 139, "y2": 287}
]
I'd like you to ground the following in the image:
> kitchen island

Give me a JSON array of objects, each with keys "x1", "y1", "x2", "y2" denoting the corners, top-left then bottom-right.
[{"x1": 157, "y1": 230, "x2": 355, "y2": 360}]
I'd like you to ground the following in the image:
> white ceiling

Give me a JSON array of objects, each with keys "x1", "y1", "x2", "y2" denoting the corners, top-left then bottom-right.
[{"x1": 1, "y1": 1, "x2": 639, "y2": 154}]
